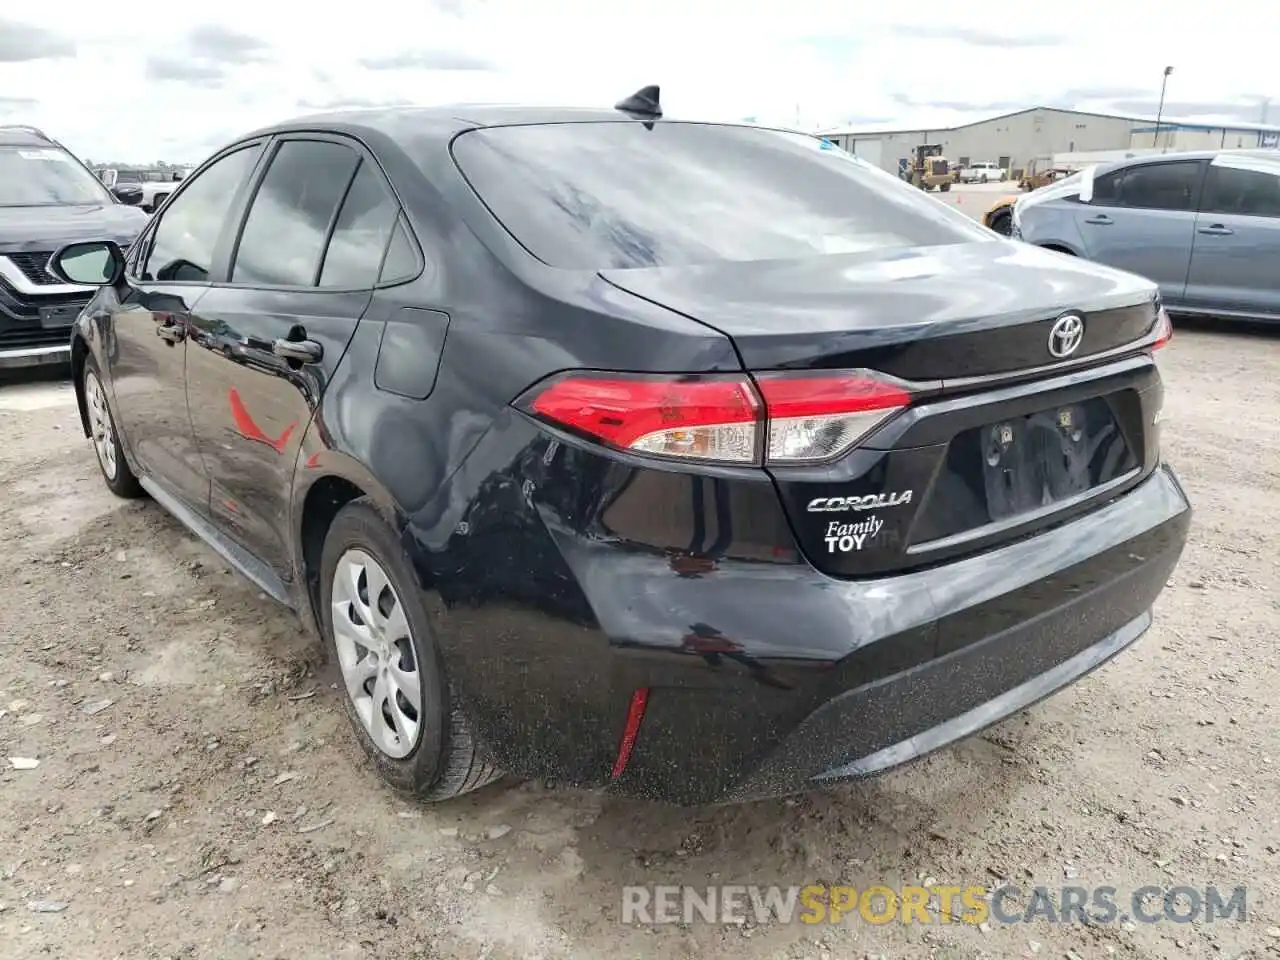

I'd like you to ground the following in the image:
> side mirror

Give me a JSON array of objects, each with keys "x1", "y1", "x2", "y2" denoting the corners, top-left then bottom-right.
[
  {"x1": 48, "y1": 241, "x2": 125, "y2": 286},
  {"x1": 112, "y1": 183, "x2": 143, "y2": 206}
]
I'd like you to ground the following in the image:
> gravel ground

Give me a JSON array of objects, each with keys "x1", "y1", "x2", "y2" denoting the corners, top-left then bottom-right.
[{"x1": 1, "y1": 314, "x2": 1278, "y2": 960}]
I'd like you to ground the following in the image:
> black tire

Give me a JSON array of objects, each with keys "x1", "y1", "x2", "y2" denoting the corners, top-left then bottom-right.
[
  {"x1": 319, "y1": 498, "x2": 503, "y2": 801},
  {"x1": 939, "y1": 181, "x2": 951, "y2": 193},
  {"x1": 83, "y1": 356, "x2": 144, "y2": 499},
  {"x1": 988, "y1": 209, "x2": 1013, "y2": 236}
]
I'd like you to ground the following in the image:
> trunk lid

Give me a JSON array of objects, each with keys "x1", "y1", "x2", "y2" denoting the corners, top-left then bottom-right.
[
  {"x1": 602, "y1": 240, "x2": 1165, "y2": 579},
  {"x1": 599, "y1": 240, "x2": 1159, "y2": 381}
]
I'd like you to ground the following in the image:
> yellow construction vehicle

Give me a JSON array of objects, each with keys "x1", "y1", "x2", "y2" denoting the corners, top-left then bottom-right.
[
  {"x1": 910, "y1": 144, "x2": 953, "y2": 192},
  {"x1": 1018, "y1": 160, "x2": 1075, "y2": 192}
]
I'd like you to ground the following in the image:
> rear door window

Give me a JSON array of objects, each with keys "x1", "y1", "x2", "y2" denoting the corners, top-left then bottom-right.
[
  {"x1": 1201, "y1": 163, "x2": 1280, "y2": 217},
  {"x1": 231, "y1": 139, "x2": 360, "y2": 287},
  {"x1": 451, "y1": 122, "x2": 990, "y2": 270}
]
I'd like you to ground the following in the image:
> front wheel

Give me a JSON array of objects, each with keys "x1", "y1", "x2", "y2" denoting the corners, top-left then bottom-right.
[
  {"x1": 84, "y1": 360, "x2": 143, "y2": 498},
  {"x1": 320, "y1": 500, "x2": 504, "y2": 801},
  {"x1": 939, "y1": 181, "x2": 951, "y2": 193}
]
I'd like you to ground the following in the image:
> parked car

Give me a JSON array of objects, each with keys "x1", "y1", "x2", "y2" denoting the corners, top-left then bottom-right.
[
  {"x1": 138, "y1": 169, "x2": 189, "y2": 214},
  {"x1": 1014, "y1": 150, "x2": 1280, "y2": 322},
  {"x1": 0, "y1": 126, "x2": 149, "y2": 368},
  {"x1": 53, "y1": 89, "x2": 1189, "y2": 806},
  {"x1": 94, "y1": 166, "x2": 187, "y2": 213},
  {"x1": 959, "y1": 160, "x2": 1006, "y2": 183}
]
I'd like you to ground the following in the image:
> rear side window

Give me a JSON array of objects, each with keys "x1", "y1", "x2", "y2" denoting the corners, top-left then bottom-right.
[
  {"x1": 378, "y1": 217, "x2": 420, "y2": 284},
  {"x1": 451, "y1": 122, "x2": 989, "y2": 270},
  {"x1": 1201, "y1": 163, "x2": 1280, "y2": 218},
  {"x1": 232, "y1": 139, "x2": 360, "y2": 287}
]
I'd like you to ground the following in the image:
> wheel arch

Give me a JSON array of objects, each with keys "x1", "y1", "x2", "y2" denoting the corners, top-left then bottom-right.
[
  {"x1": 290, "y1": 448, "x2": 404, "y2": 634},
  {"x1": 1038, "y1": 242, "x2": 1080, "y2": 256}
]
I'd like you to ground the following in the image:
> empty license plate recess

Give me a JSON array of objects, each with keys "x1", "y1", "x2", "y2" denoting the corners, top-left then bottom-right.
[
  {"x1": 979, "y1": 397, "x2": 1134, "y2": 521},
  {"x1": 910, "y1": 395, "x2": 1138, "y2": 544}
]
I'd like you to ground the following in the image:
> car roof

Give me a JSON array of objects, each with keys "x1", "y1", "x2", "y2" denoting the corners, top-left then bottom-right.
[
  {"x1": 0, "y1": 126, "x2": 56, "y2": 148},
  {"x1": 1106, "y1": 148, "x2": 1280, "y2": 170},
  {"x1": 240, "y1": 104, "x2": 744, "y2": 147}
]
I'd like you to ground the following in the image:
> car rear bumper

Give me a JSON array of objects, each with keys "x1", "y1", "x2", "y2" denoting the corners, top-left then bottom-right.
[
  {"x1": 638, "y1": 464, "x2": 1188, "y2": 804},
  {"x1": 730, "y1": 584, "x2": 1157, "y2": 802},
  {"x1": 0, "y1": 342, "x2": 71, "y2": 369},
  {"x1": 431, "y1": 434, "x2": 1190, "y2": 805}
]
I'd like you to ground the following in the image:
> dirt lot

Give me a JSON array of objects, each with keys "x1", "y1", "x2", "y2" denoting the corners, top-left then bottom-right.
[{"x1": 1, "y1": 316, "x2": 1278, "y2": 960}]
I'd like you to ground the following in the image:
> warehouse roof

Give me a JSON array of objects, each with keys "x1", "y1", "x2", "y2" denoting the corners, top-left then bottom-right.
[{"x1": 819, "y1": 105, "x2": 1280, "y2": 139}]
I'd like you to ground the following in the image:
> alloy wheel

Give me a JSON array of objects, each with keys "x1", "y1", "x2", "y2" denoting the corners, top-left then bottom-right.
[
  {"x1": 85, "y1": 370, "x2": 118, "y2": 480},
  {"x1": 331, "y1": 548, "x2": 422, "y2": 759}
]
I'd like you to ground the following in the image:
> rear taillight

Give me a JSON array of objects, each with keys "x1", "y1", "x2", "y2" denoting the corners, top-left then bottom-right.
[
  {"x1": 754, "y1": 372, "x2": 912, "y2": 464},
  {"x1": 516, "y1": 369, "x2": 913, "y2": 466},
  {"x1": 1152, "y1": 306, "x2": 1173, "y2": 350},
  {"x1": 523, "y1": 373, "x2": 761, "y2": 463}
]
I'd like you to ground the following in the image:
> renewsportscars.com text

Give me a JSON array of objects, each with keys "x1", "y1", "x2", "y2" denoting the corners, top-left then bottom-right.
[{"x1": 621, "y1": 884, "x2": 1248, "y2": 926}]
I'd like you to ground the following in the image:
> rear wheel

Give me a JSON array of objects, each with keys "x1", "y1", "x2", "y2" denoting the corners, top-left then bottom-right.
[
  {"x1": 939, "y1": 181, "x2": 951, "y2": 193},
  {"x1": 320, "y1": 500, "x2": 503, "y2": 801},
  {"x1": 84, "y1": 360, "x2": 143, "y2": 498},
  {"x1": 988, "y1": 208, "x2": 1013, "y2": 236}
]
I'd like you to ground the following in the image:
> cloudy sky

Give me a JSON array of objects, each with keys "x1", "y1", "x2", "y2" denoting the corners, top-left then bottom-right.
[{"x1": 2, "y1": 1, "x2": 1277, "y2": 164}]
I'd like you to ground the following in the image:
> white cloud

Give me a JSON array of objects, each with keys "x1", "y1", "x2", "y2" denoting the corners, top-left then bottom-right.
[{"x1": 1, "y1": 0, "x2": 1278, "y2": 163}]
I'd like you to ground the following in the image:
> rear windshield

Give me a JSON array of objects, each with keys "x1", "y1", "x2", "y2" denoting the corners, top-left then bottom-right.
[{"x1": 451, "y1": 122, "x2": 990, "y2": 270}]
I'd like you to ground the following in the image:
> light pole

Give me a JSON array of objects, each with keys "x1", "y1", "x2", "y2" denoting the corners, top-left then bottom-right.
[{"x1": 1153, "y1": 66, "x2": 1173, "y2": 152}]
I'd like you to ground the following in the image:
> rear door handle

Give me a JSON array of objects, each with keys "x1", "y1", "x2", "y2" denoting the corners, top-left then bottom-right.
[
  {"x1": 1198, "y1": 224, "x2": 1234, "y2": 236},
  {"x1": 156, "y1": 324, "x2": 184, "y2": 343},
  {"x1": 272, "y1": 337, "x2": 323, "y2": 364},
  {"x1": 1084, "y1": 215, "x2": 1113, "y2": 225}
]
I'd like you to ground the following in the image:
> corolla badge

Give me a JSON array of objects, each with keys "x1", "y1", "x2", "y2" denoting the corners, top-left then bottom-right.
[
  {"x1": 807, "y1": 491, "x2": 913, "y2": 512},
  {"x1": 1048, "y1": 313, "x2": 1085, "y2": 358}
]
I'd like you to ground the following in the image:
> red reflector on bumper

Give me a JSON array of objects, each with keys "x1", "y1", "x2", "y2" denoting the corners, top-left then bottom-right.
[{"x1": 611, "y1": 687, "x2": 651, "y2": 779}]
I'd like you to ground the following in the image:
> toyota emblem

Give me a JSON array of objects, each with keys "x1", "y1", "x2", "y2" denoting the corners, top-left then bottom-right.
[{"x1": 1048, "y1": 313, "x2": 1085, "y2": 358}]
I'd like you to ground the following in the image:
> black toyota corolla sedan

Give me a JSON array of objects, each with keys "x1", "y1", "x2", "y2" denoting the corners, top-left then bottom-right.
[{"x1": 54, "y1": 88, "x2": 1190, "y2": 805}]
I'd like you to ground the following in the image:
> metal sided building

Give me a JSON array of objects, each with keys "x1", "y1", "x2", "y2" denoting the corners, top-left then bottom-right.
[{"x1": 820, "y1": 107, "x2": 1280, "y2": 178}]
